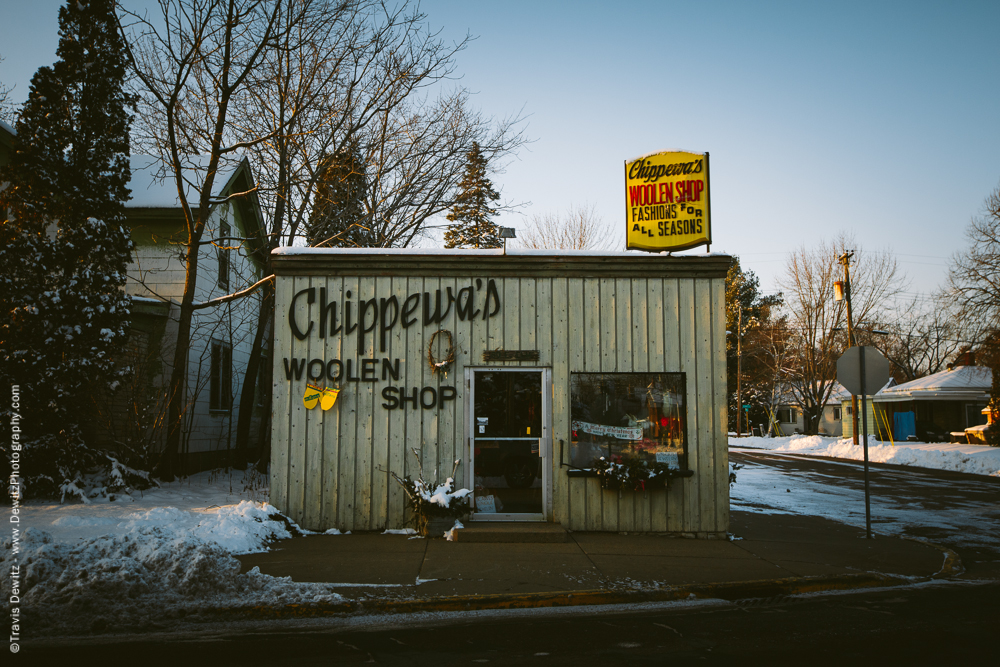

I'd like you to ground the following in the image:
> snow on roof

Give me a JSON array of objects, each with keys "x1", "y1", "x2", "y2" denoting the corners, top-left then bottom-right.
[
  {"x1": 772, "y1": 381, "x2": 852, "y2": 406},
  {"x1": 126, "y1": 155, "x2": 243, "y2": 209},
  {"x1": 828, "y1": 382, "x2": 852, "y2": 402},
  {"x1": 876, "y1": 365, "x2": 992, "y2": 402},
  {"x1": 0, "y1": 118, "x2": 15, "y2": 137},
  {"x1": 833, "y1": 378, "x2": 896, "y2": 401},
  {"x1": 272, "y1": 246, "x2": 731, "y2": 258}
]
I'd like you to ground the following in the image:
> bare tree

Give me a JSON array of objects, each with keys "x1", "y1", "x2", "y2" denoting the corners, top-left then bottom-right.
[
  {"x1": 515, "y1": 203, "x2": 617, "y2": 250},
  {"x1": 949, "y1": 181, "x2": 1000, "y2": 422},
  {"x1": 778, "y1": 232, "x2": 907, "y2": 433},
  {"x1": 119, "y1": 1, "x2": 527, "y2": 474},
  {"x1": 229, "y1": 0, "x2": 526, "y2": 465},
  {"x1": 873, "y1": 295, "x2": 969, "y2": 382},
  {"x1": 118, "y1": 0, "x2": 294, "y2": 479},
  {"x1": 949, "y1": 181, "x2": 1000, "y2": 330},
  {"x1": 237, "y1": 0, "x2": 526, "y2": 250},
  {"x1": 754, "y1": 317, "x2": 794, "y2": 434},
  {"x1": 0, "y1": 54, "x2": 16, "y2": 124}
]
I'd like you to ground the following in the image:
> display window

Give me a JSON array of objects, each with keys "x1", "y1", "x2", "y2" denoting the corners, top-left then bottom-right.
[{"x1": 569, "y1": 373, "x2": 687, "y2": 469}]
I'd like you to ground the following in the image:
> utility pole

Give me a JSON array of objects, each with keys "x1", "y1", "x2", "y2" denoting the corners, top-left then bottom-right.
[
  {"x1": 736, "y1": 303, "x2": 743, "y2": 437},
  {"x1": 837, "y1": 251, "x2": 859, "y2": 445}
]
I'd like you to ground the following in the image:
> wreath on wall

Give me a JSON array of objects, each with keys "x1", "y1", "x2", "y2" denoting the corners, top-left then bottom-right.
[{"x1": 427, "y1": 329, "x2": 455, "y2": 376}]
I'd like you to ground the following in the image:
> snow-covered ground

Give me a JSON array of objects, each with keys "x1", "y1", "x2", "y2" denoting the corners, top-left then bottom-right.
[
  {"x1": 730, "y1": 435, "x2": 1000, "y2": 557},
  {"x1": 731, "y1": 434, "x2": 1000, "y2": 477},
  {"x1": 3, "y1": 469, "x2": 347, "y2": 637},
  {"x1": 8, "y1": 437, "x2": 999, "y2": 639}
]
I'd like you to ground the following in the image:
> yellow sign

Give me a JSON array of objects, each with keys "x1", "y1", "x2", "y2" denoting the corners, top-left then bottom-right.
[{"x1": 625, "y1": 150, "x2": 710, "y2": 252}]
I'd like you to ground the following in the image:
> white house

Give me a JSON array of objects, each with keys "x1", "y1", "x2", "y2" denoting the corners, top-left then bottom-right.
[
  {"x1": 2, "y1": 122, "x2": 269, "y2": 469},
  {"x1": 123, "y1": 155, "x2": 269, "y2": 469},
  {"x1": 773, "y1": 382, "x2": 849, "y2": 436}
]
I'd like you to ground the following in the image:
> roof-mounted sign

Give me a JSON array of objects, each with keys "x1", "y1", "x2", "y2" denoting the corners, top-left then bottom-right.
[{"x1": 625, "y1": 150, "x2": 711, "y2": 252}]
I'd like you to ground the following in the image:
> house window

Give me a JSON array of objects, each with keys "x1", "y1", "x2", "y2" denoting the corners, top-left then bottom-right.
[
  {"x1": 776, "y1": 408, "x2": 800, "y2": 423},
  {"x1": 217, "y1": 221, "x2": 231, "y2": 290},
  {"x1": 966, "y1": 404, "x2": 988, "y2": 428},
  {"x1": 833, "y1": 406, "x2": 842, "y2": 420},
  {"x1": 210, "y1": 340, "x2": 232, "y2": 411},
  {"x1": 569, "y1": 372, "x2": 687, "y2": 469}
]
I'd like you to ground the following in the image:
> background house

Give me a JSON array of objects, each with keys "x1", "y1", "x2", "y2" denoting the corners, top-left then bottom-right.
[
  {"x1": 118, "y1": 155, "x2": 270, "y2": 470},
  {"x1": 4, "y1": 114, "x2": 269, "y2": 470},
  {"x1": 839, "y1": 393, "x2": 881, "y2": 438},
  {"x1": 871, "y1": 365, "x2": 990, "y2": 442},
  {"x1": 773, "y1": 382, "x2": 849, "y2": 436}
]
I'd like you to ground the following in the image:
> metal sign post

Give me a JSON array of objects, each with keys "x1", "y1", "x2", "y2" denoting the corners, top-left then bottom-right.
[
  {"x1": 836, "y1": 345, "x2": 891, "y2": 540},
  {"x1": 859, "y1": 349, "x2": 871, "y2": 539}
]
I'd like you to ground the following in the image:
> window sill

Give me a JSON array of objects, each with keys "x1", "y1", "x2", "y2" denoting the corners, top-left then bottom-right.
[{"x1": 565, "y1": 468, "x2": 694, "y2": 479}]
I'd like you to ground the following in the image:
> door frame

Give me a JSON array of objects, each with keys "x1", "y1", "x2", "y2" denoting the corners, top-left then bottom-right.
[{"x1": 465, "y1": 366, "x2": 552, "y2": 522}]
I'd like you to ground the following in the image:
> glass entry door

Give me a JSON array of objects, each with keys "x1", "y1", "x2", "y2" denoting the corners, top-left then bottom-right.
[{"x1": 468, "y1": 368, "x2": 549, "y2": 520}]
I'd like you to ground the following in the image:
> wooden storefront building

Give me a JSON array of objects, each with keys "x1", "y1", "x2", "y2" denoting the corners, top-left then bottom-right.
[{"x1": 270, "y1": 249, "x2": 730, "y2": 537}]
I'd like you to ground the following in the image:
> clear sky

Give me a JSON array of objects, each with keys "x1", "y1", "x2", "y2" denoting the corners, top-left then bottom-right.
[{"x1": 3, "y1": 0, "x2": 999, "y2": 304}]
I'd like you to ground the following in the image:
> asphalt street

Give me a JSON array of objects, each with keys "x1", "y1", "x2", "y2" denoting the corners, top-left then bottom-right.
[
  {"x1": 729, "y1": 447, "x2": 1000, "y2": 578},
  {"x1": 29, "y1": 580, "x2": 1000, "y2": 665}
]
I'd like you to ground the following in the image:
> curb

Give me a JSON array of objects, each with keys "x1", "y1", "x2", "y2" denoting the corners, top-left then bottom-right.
[
  {"x1": 900, "y1": 535, "x2": 965, "y2": 579},
  {"x1": 236, "y1": 571, "x2": 918, "y2": 620}
]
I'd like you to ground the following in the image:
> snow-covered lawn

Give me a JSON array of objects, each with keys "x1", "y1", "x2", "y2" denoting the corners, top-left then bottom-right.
[
  {"x1": 3, "y1": 469, "x2": 346, "y2": 637},
  {"x1": 729, "y1": 435, "x2": 1000, "y2": 556},
  {"x1": 731, "y1": 434, "x2": 1000, "y2": 477}
]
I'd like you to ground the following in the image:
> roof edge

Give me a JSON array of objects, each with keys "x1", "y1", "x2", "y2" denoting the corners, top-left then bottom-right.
[{"x1": 272, "y1": 250, "x2": 732, "y2": 279}]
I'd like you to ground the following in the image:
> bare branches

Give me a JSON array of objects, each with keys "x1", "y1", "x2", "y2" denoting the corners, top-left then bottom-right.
[
  {"x1": 118, "y1": 0, "x2": 295, "y2": 476},
  {"x1": 778, "y1": 232, "x2": 907, "y2": 433},
  {"x1": 0, "y1": 54, "x2": 17, "y2": 123},
  {"x1": 949, "y1": 181, "x2": 1000, "y2": 333},
  {"x1": 235, "y1": 0, "x2": 528, "y2": 249},
  {"x1": 191, "y1": 273, "x2": 275, "y2": 310},
  {"x1": 121, "y1": 0, "x2": 286, "y2": 236},
  {"x1": 875, "y1": 295, "x2": 967, "y2": 381},
  {"x1": 515, "y1": 203, "x2": 618, "y2": 251}
]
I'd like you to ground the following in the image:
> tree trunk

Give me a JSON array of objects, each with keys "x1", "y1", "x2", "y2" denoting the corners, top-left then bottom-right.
[
  {"x1": 157, "y1": 239, "x2": 200, "y2": 481},
  {"x1": 803, "y1": 406, "x2": 822, "y2": 435},
  {"x1": 234, "y1": 284, "x2": 274, "y2": 465}
]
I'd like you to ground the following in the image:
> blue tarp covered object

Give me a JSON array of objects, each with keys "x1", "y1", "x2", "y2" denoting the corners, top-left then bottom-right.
[{"x1": 893, "y1": 411, "x2": 916, "y2": 441}]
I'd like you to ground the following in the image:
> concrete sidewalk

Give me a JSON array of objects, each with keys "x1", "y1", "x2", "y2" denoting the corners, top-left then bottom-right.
[{"x1": 235, "y1": 511, "x2": 957, "y2": 616}]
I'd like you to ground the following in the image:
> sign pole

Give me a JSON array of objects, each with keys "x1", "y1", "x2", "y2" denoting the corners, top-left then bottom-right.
[
  {"x1": 859, "y1": 346, "x2": 872, "y2": 539},
  {"x1": 837, "y1": 345, "x2": 887, "y2": 541}
]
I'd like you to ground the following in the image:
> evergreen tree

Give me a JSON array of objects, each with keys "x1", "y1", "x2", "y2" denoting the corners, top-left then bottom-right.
[
  {"x1": 307, "y1": 139, "x2": 373, "y2": 247},
  {"x1": 443, "y1": 141, "x2": 502, "y2": 249},
  {"x1": 0, "y1": 0, "x2": 134, "y2": 497},
  {"x1": 726, "y1": 257, "x2": 783, "y2": 433}
]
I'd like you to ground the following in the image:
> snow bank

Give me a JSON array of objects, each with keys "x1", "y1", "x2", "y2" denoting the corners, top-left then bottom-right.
[
  {"x1": 6, "y1": 470, "x2": 347, "y2": 637},
  {"x1": 2, "y1": 526, "x2": 343, "y2": 636},
  {"x1": 732, "y1": 435, "x2": 1000, "y2": 477},
  {"x1": 41, "y1": 500, "x2": 294, "y2": 554}
]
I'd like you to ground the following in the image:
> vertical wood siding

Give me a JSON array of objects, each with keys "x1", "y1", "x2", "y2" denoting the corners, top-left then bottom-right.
[{"x1": 272, "y1": 274, "x2": 727, "y2": 534}]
